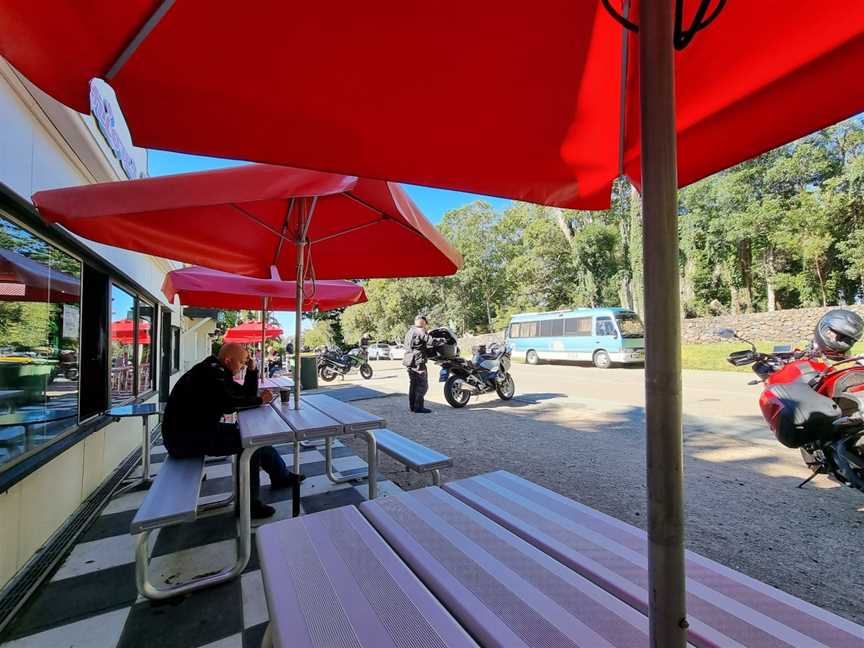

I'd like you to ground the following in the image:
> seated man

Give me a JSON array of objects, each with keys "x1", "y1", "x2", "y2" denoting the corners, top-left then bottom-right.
[{"x1": 162, "y1": 343, "x2": 298, "y2": 519}]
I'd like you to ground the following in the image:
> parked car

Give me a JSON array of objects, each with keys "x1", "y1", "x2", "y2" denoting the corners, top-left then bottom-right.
[
  {"x1": 389, "y1": 343, "x2": 406, "y2": 361},
  {"x1": 375, "y1": 342, "x2": 391, "y2": 360},
  {"x1": 367, "y1": 343, "x2": 387, "y2": 361}
]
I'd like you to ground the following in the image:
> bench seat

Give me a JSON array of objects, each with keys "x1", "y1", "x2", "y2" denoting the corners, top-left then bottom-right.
[
  {"x1": 360, "y1": 487, "x2": 655, "y2": 647},
  {"x1": 256, "y1": 505, "x2": 475, "y2": 648},
  {"x1": 375, "y1": 428, "x2": 451, "y2": 485},
  {"x1": 444, "y1": 470, "x2": 864, "y2": 648},
  {"x1": 130, "y1": 455, "x2": 204, "y2": 534}
]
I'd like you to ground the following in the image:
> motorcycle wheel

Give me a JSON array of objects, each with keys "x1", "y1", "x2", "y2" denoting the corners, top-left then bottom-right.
[
  {"x1": 444, "y1": 375, "x2": 471, "y2": 408},
  {"x1": 496, "y1": 373, "x2": 515, "y2": 400},
  {"x1": 319, "y1": 366, "x2": 338, "y2": 382},
  {"x1": 360, "y1": 363, "x2": 373, "y2": 380}
]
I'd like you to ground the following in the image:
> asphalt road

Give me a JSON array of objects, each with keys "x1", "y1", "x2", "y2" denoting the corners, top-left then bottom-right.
[{"x1": 335, "y1": 359, "x2": 864, "y2": 624}]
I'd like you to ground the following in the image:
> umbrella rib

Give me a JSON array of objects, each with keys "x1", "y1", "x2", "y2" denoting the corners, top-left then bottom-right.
[
  {"x1": 228, "y1": 203, "x2": 292, "y2": 242},
  {"x1": 271, "y1": 198, "x2": 296, "y2": 269},
  {"x1": 105, "y1": 0, "x2": 176, "y2": 80}
]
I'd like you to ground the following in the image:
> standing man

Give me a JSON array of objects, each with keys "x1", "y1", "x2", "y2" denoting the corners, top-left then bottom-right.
[
  {"x1": 162, "y1": 343, "x2": 300, "y2": 519},
  {"x1": 403, "y1": 315, "x2": 438, "y2": 413}
]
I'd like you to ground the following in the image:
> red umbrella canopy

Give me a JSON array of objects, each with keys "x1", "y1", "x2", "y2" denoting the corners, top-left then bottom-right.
[
  {"x1": 223, "y1": 321, "x2": 283, "y2": 344},
  {"x1": 32, "y1": 164, "x2": 461, "y2": 280},
  {"x1": 111, "y1": 319, "x2": 150, "y2": 345},
  {"x1": 4, "y1": 3, "x2": 864, "y2": 209},
  {"x1": 0, "y1": 249, "x2": 80, "y2": 304},
  {"x1": 163, "y1": 266, "x2": 367, "y2": 311}
]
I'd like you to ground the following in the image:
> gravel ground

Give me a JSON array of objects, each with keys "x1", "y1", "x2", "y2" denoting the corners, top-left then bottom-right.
[{"x1": 342, "y1": 377, "x2": 864, "y2": 626}]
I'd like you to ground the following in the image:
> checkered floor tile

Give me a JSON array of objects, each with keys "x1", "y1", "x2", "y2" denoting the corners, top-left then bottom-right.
[{"x1": 1, "y1": 439, "x2": 401, "y2": 648}]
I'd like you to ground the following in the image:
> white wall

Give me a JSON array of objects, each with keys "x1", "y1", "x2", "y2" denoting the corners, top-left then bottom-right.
[{"x1": 0, "y1": 63, "x2": 183, "y2": 589}]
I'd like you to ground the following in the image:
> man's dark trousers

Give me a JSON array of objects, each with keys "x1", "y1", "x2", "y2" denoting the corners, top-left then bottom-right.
[
  {"x1": 407, "y1": 366, "x2": 429, "y2": 411},
  {"x1": 192, "y1": 423, "x2": 287, "y2": 501}
]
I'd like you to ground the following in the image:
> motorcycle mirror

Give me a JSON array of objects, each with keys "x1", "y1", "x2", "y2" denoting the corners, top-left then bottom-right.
[{"x1": 716, "y1": 328, "x2": 737, "y2": 340}]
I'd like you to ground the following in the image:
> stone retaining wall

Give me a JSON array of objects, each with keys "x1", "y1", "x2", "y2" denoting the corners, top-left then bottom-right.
[{"x1": 682, "y1": 305, "x2": 864, "y2": 343}]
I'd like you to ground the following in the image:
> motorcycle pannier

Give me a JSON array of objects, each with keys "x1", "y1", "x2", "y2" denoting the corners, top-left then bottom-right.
[{"x1": 760, "y1": 382, "x2": 841, "y2": 448}]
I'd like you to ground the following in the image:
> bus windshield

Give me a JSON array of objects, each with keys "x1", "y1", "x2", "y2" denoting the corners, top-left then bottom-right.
[{"x1": 615, "y1": 312, "x2": 644, "y2": 338}]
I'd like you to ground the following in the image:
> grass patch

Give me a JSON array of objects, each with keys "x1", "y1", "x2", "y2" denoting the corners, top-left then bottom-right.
[{"x1": 681, "y1": 341, "x2": 802, "y2": 372}]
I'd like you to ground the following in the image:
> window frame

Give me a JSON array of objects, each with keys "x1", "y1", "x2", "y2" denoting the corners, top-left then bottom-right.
[
  {"x1": 0, "y1": 184, "x2": 165, "y2": 490},
  {"x1": 171, "y1": 325, "x2": 181, "y2": 374}
]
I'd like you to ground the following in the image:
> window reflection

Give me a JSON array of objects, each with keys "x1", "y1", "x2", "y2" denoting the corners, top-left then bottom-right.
[
  {"x1": 110, "y1": 286, "x2": 135, "y2": 404},
  {"x1": 138, "y1": 301, "x2": 153, "y2": 393},
  {"x1": 0, "y1": 218, "x2": 80, "y2": 468}
]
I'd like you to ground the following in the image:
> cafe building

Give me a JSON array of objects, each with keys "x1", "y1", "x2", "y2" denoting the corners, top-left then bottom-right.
[{"x1": 0, "y1": 58, "x2": 216, "y2": 615}]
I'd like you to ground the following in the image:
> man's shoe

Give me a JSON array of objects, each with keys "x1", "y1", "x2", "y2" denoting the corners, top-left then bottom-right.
[
  {"x1": 415, "y1": 407, "x2": 432, "y2": 414},
  {"x1": 251, "y1": 500, "x2": 276, "y2": 519},
  {"x1": 270, "y1": 471, "x2": 305, "y2": 490}
]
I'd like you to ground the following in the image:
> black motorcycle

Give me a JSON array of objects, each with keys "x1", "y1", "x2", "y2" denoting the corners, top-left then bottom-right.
[
  {"x1": 317, "y1": 347, "x2": 373, "y2": 382},
  {"x1": 429, "y1": 328, "x2": 516, "y2": 408}
]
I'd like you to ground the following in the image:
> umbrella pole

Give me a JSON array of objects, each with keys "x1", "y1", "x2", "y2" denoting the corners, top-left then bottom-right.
[
  {"x1": 293, "y1": 206, "x2": 305, "y2": 411},
  {"x1": 261, "y1": 298, "x2": 268, "y2": 378},
  {"x1": 640, "y1": 2, "x2": 687, "y2": 646}
]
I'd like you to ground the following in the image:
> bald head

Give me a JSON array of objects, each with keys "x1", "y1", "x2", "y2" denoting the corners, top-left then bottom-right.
[{"x1": 218, "y1": 342, "x2": 248, "y2": 374}]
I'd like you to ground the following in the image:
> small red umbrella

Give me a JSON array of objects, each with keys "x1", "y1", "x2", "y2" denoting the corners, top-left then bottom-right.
[
  {"x1": 163, "y1": 266, "x2": 366, "y2": 375},
  {"x1": 223, "y1": 321, "x2": 282, "y2": 344},
  {"x1": 0, "y1": 249, "x2": 80, "y2": 304},
  {"x1": 162, "y1": 266, "x2": 366, "y2": 312},
  {"x1": 111, "y1": 319, "x2": 150, "y2": 345}
]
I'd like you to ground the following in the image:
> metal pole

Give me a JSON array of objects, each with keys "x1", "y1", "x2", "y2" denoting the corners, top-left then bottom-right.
[
  {"x1": 260, "y1": 298, "x2": 268, "y2": 379},
  {"x1": 293, "y1": 202, "x2": 305, "y2": 410},
  {"x1": 639, "y1": 2, "x2": 687, "y2": 646}
]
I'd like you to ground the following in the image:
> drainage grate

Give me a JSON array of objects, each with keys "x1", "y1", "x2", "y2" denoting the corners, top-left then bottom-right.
[{"x1": 0, "y1": 428, "x2": 159, "y2": 638}]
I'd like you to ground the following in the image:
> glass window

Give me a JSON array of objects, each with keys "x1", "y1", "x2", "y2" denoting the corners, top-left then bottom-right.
[
  {"x1": 171, "y1": 326, "x2": 180, "y2": 373},
  {"x1": 138, "y1": 300, "x2": 154, "y2": 393},
  {"x1": 509, "y1": 323, "x2": 520, "y2": 338},
  {"x1": 539, "y1": 319, "x2": 564, "y2": 337},
  {"x1": 564, "y1": 317, "x2": 592, "y2": 336},
  {"x1": 596, "y1": 317, "x2": 616, "y2": 336},
  {"x1": 615, "y1": 312, "x2": 645, "y2": 338},
  {"x1": 564, "y1": 318, "x2": 580, "y2": 336},
  {"x1": 0, "y1": 217, "x2": 81, "y2": 468},
  {"x1": 110, "y1": 286, "x2": 135, "y2": 404}
]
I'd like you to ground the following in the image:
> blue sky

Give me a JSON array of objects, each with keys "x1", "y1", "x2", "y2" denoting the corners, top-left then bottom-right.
[{"x1": 148, "y1": 150, "x2": 508, "y2": 335}]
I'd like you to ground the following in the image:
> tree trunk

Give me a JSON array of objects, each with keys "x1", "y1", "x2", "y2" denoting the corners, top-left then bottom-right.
[
  {"x1": 737, "y1": 240, "x2": 753, "y2": 313},
  {"x1": 765, "y1": 247, "x2": 777, "y2": 312},
  {"x1": 552, "y1": 208, "x2": 573, "y2": 243},
  {"x1": 815, "y1": 262, "x2": 828, "y2": 307}
]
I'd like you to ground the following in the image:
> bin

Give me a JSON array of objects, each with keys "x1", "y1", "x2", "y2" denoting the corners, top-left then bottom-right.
[{"x1": 300, "y1": 354, "x2": 318, "y2": 390}]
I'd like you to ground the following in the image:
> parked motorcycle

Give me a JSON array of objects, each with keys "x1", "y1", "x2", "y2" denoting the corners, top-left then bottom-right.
[
  {"x1": 428, "y1": 327, "x2": 516, "y2": 408},
  {"x1": 317, "y1": 347, "x2": 373, "y2": 382},
  {"x1": 721, "y1": 316, "x2": 864, "y2": 493}
]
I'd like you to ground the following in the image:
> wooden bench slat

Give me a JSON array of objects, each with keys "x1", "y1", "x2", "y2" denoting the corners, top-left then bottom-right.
[
  {"x1": 271, "y1": 401, "x2": 342, "y2": 440},
  {"x1": 375, "y1": 429, "x2": 452, "y2": 471},
  {"x1": 444, "y1": 471, "x2": 864, "y2": 648},
  {"x1": 301, "y1": 394, "x2": 385, "y2": 432},
  {"x1": 130, "y1": 456, "x2": 204, "y2": 534},
  {"x1": 360, "y1": 487, "x2": 654, "y2": 648},
  {"x1": 257, "y1": 506, "x2": 475, "y2": 648},
  {"x1": 238, "y1": 405, "x2": 295, "y2": 447}
]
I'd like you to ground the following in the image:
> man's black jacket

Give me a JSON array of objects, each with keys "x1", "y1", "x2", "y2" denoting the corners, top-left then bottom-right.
[{"x1": 162, "y1": 355, "x2": 262, "y2": 456}]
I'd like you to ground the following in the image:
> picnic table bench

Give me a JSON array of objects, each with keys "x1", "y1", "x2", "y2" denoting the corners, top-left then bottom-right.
[
  {"x1": 129, "y1": 454, "x2": 237, "y2": 599},
  {"x1": 444, "y1": 470, "x2": 864, "y2": 648},
  {"x1": 254, "y1": 472, "x2": 864, "y2": 647},
  {"x1": 373, "y1": 427, "x2": 452, "y2": 486}
]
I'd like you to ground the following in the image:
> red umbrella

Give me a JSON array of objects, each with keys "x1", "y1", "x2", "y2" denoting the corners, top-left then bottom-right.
[
  {"x1": 164, "y1": 266, "x2": 366, "y2": 375},
  {"x1": 33, "y1": 164, "x2": 460, "y2": 412},
  {"x1": 111, "y1": 319, "x2": 150, "y2": 345},
  {"x1": 32, "y1": 164, "x2": 460, "y2": 280},
  {"x1": 162, "y1": 266, "x2": 367, "y2": 312},
  {"x1": 223, "y1": 321, "x2": 282, "y2": 344},
  {"x1": 2, "y1": 4, "x2": 862, "y2": 210},
  {"x1": 0, "y1": 249, "x2": 80, "y2": 304}
]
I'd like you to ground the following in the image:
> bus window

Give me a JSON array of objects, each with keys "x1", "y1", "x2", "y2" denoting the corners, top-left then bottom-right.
[
  {"x1": 615, "y1": 312, "x2": 645, "y2": 338},
  {"x1": 596, "y1": 317, "x2": 616, "y2": 336},
  {"x1": 509, "y1": 323, "x2": 520, "y2": 338},
  {"x1": 540, "y1": 319, "x2": 564, "y2": 337},
  {"x1": 567, "y1": 317, "x2": 591, "y2": 336},
  {"x1": 523, "y1": 321, "x2": 539, "y2": 337}
]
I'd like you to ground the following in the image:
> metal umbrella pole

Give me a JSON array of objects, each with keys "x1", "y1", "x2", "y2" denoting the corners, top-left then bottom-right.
[
  {"x1": 639, "y1": 1, "x2": 687, "y2": 646},
  {"x1": 260, "y1": 297, "x2": 268, "y2": 378},
  {"x1": 293, "y1": 197, "x2": 318, "y2": 410}
]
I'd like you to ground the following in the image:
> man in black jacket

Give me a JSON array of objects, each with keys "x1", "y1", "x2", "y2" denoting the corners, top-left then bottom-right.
[
  {"x1": 162, "y1": 343, "x2": 295, "y2": 518},
  {"x1": 403, "y1": 315, "x2": 438, "y2": 413}
]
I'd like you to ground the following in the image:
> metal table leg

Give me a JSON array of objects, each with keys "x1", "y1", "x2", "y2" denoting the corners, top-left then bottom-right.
[
  {"x1": 323, "y1": 431, "x2": 379, "y2": 499},
  {"x1": 115, "y1": 413, "x2": 153, "y2": 496}
]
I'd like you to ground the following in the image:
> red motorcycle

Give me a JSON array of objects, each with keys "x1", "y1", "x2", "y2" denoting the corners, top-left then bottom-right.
[{"x1": 722, "y1": 325, "x2": 864, "y2": 493}]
